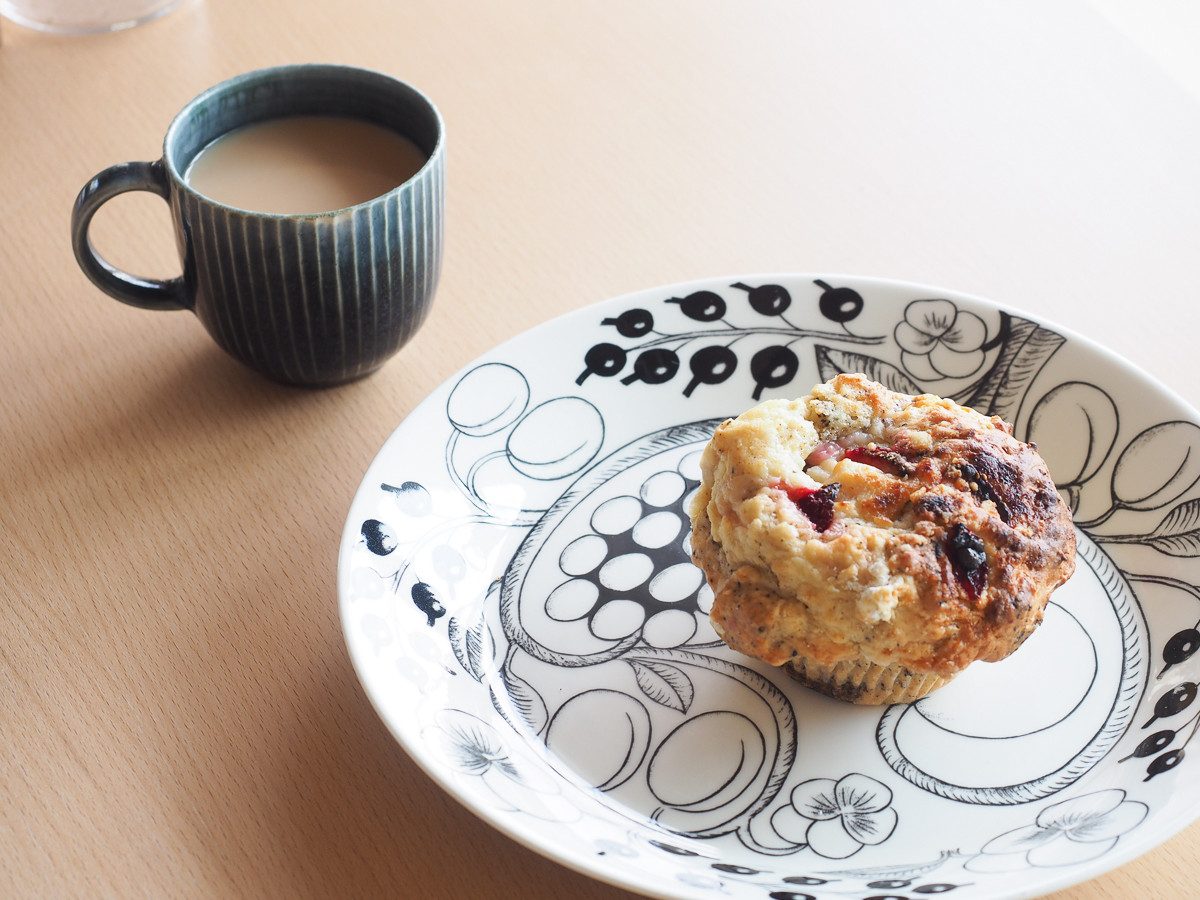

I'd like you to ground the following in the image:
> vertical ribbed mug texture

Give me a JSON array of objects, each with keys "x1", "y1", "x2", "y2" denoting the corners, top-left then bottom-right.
[
  {"x1": 174, "y1": 146, "x2": 442, "y2": 386},
  {"x1": 73, "y1": 65, "x2": 444, "y2": 387}
]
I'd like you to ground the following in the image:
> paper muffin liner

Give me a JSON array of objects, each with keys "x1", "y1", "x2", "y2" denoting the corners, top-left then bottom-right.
[{"x1": 782, "y1": 655, "x2": 953, "y2": 705}]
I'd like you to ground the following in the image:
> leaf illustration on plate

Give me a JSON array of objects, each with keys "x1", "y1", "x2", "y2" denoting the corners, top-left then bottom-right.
[
  {"x1": 502, "y1": 666, "x2": 549, "y2": 734},
  {"x1": 628, "y1": 659, "x2": 695, "y2": 713},
  {"x1": 814, "y1": 346, "x2": 921, "y2": 395},
  {"x1": 488, "y1": 684, "x2": 518, "y2": 732},
  {"x1": 1102, "y1": 498, "x2": 1200, "y2": 557},
  {"x1": 817, "y1": 849, "x2": 961, "y2": 880},
  {"x1": 1142, "y1": 499, "x2": 1200, "y2": 556},
  {"x1": 449, "y1": 613, "x2": 493, "y2": 682},
  {"x1": 957, "y1": 314, "x2": 1065, "y2": 422}
]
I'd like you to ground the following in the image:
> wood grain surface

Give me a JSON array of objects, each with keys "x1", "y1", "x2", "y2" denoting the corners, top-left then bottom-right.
[{"x1": 2, "y1": 1, "x2": 1199, "y2": 897}]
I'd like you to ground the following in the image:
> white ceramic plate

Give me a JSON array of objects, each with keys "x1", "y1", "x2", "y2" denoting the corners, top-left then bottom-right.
[{"x1": 339, "y1": 275, "x2": 1200, "y2": 900}]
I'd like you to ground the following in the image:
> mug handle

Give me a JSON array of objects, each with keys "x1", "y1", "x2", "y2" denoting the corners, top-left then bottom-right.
[{"x1": 71, "y1": 160, "x2": 191, "y2": 311}]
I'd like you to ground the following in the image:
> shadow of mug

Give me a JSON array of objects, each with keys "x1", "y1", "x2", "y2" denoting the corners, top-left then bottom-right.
[{"x1": 71, "y1": 64, "x2": 444, "y2": 387}]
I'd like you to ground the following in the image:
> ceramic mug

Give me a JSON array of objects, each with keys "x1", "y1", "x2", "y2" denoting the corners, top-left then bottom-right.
[{"x1": 71, "y1": 64, "x2": 445, "y2": 387}]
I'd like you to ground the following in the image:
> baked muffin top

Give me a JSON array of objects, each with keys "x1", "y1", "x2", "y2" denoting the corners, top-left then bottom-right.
[{"x1": 689, "y1": 373, "x2": 1076, "y2": 677}]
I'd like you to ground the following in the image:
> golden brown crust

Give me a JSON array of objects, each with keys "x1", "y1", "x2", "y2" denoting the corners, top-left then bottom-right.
[{"x1": 688, "y1": 374, "x2": 1076, "y2": 693}]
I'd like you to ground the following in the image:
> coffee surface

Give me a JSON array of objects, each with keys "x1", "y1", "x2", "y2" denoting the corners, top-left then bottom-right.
[{"x1": 184, "y1": 116, "x2": 427, "y2": 214}]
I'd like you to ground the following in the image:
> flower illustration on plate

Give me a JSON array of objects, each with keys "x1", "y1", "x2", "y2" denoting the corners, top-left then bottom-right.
[
  {"x1": 425, "y1": 708, "x2": 580, "y2": 822},
  {"x1": 965, "y1": 789, "x2": 1148, "y2": 872},
  {"x1": 894, "y1": 298, "x2": 989, "y2": 381},
  {"x1": 769, "y1": 773, "x2": 898, "y2": 859}
]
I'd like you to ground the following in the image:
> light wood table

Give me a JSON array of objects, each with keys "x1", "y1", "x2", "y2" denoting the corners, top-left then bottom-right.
[{"x1": 3, "y1": 1, "x2": 1200, "y2": 897}]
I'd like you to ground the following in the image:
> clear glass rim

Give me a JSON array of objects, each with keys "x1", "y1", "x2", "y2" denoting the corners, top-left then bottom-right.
[{"x1": 0, "y1": 0, "x2": 185, "y2": 35}]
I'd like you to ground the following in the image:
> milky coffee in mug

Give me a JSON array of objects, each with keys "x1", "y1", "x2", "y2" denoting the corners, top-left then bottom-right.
[
  {"x1": 71, "y1": 65, "x2": 445, "y2": 387},
  {"x1": 184, "y1": 115, "x2": 428, "y2": 216}
]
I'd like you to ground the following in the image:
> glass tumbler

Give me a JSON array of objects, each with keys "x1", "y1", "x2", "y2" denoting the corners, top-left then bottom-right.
[{"x1": 0, "y1": 0, "x2": 184, "y2": 33}]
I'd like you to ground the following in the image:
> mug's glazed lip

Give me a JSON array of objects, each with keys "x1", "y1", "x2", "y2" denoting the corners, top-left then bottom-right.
[{"x1": 161, "y1": 63, "x2": 446, "y2": 219}]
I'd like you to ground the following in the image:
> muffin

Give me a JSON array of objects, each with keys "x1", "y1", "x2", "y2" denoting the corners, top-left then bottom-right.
[{"x1": 688, "y1": 373, "x2": 1076, "y2": 705}]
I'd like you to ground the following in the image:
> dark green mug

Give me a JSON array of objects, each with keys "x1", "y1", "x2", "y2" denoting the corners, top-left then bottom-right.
[{"x1": 71, "y1": 64, "x2": 445, "y2": 387}]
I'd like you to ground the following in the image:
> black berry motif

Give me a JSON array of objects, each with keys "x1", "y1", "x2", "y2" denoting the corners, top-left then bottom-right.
[
  {"x1": 750, "y1": 346, "x2": 800, "y2": 400},
  {"x1": 1121, "y1": 674, "x2": 1200, "y2": 780},
  {"x1": 1145, "y1": 749, "x2": 1185, "y2": 779},
  {"x1": 382, "y1": 480, "x2": 432, "y2": 516},
  {"x1": 711, "y1": 863, "x2": 761, "y2": 874},
  {"x1": 733, "y1": 281, "x2": 792, "y2": 316},
  {"x1": 576, "y1": 282, "x2": 885, "y2": 397},
  {"x1": 1161, "y1": 628, "x2": 1200, "y2": 677},
  {"x1": 411, "y1": 581, "x2": 446, "y2": 626},
  {"x1": 1119, "y1": 576, "x2": 1200, "y2": 782},
  {"x1": 601, "y1": 308, "x2": 654, "y2": 337},
  {"x1": 1143, "y1": 682, "x2": 1198, "y2": 728},
  {"x1": 361, "y1": 519, "x2": 397, "y2": 555},
  {"x1": 621, "y1": 348, "x2": 680, "y2": 385},
  {"x1": 1122, "y1": 569, "x2": 1200, "y2": 806},
  {"x1": 815, "y1": 278, "x2": 864, "y2": 323},
  {"x1": 666, "y1": 290, "x2": 726, "y2": 321},
  {"x1": 577, "y1": 343, "x2": 627, "y2": 384},
  {"x1": 1121, "y1": 730, "x2": 1174, "y2": 760},
  {"x1": 683, "y1": 345, "x2": 738, "y2": 396}
]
